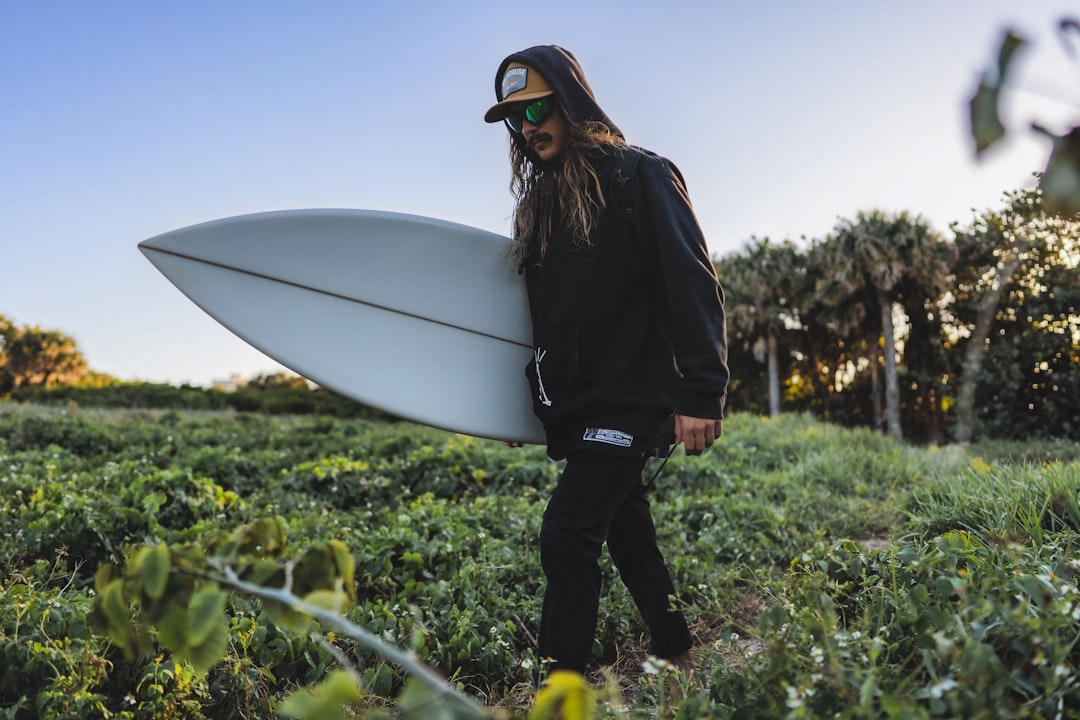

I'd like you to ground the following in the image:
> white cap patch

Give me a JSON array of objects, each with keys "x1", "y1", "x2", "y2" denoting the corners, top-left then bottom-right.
[{"x1": 501, "y1": 66, "x2": 528, "y2": 99}]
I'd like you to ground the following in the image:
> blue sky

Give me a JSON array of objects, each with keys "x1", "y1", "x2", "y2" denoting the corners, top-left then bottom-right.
[{"x1": 2, "y1": 1, "x2": 1076, "y2": 385}]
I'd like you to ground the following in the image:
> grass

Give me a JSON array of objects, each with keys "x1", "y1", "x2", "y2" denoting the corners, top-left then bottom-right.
[{"x1": 1, "y1": 403, "x2": 1078, "y2": 718}]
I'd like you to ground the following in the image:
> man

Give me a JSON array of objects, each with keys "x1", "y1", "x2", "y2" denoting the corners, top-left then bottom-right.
[{"x1": 483, "y1": 45, "x2": 729, "y2": 677}]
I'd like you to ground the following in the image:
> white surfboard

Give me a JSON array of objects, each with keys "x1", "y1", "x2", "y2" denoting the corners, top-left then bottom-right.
[{"x1": 138, "y1": 209, "x2": 545, "y2": 445}]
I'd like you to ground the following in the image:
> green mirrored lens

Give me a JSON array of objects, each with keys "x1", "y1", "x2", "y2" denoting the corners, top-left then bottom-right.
[
  {"x1": 505, "y1": 98, "x2": 553, "y2": 134},
  {"x1": 525, "y1": 99, "x2": 553, "y2": 125}
]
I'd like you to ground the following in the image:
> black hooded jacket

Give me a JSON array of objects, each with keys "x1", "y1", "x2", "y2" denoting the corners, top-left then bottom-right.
[{"x1": 495, "y1": 46, "x2": 729, "y2": 459}]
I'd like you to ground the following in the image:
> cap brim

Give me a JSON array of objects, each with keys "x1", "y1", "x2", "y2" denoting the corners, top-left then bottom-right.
[{"x1": 483, "y1": 90, "x2": 554, "y2": 123}]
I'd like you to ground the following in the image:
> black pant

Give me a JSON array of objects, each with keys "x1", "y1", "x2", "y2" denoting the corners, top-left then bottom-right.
[{"x1": 537, "y1": 448, "x2": 691, "y2": 673}]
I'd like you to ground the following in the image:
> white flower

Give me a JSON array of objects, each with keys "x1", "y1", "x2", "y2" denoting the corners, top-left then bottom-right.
[
  {"x1": 785, "y1": 684, "x2": 814, "y2": 709},
  {"x1": 810, "y1": 646, "x2": 825, "y2": 664},
  {"x1": 519, "y1": 658, "x2": 534, "y2": 670},
  {"x1": 929, "y1": 678, "x2": 957, "y2": 698},
  {"x1": 642, "y1": 656, "x2": 672, "y2": 675}
]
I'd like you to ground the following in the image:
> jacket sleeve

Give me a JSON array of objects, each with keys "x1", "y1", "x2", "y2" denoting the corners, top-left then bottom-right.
[{"x1": 634, "y1": 154, "x2": 729, "y2": 418}]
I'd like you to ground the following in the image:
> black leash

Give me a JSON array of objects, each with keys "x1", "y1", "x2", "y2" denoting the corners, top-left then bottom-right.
[{"x1": 643, "y1": 444, "x2": 676, "y2": 490}]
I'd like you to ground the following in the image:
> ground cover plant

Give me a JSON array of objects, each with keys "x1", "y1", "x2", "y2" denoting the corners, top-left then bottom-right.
[{"x1": 1, "y1": 402, "x2": 1078, "y2": 718}]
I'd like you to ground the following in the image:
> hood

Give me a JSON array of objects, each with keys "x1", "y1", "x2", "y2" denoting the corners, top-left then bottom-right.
[{"x1": 486, "y1": 45, "x2": 623, "y2": 148}]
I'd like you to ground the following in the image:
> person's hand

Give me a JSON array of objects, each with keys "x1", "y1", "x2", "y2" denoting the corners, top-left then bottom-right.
[{"x1": 674, "y1": 415, "x2": 723, "y2": 456}]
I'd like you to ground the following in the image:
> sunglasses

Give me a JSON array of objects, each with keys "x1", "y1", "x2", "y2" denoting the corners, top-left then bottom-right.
[{"x1": 505, "y1": 97, "x2": 556, "y2": 134}]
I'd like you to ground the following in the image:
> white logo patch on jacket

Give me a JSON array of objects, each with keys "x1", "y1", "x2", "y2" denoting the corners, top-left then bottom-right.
[{"x1": 582, "y1": 428, "x2": 634, "y2": 447}]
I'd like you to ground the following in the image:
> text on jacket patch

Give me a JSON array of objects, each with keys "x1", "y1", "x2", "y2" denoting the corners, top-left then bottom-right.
[{"x1": 583, "y1": 428, "x2": 634, "y2": 447}]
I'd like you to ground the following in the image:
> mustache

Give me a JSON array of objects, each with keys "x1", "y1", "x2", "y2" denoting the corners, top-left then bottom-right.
[{"x1": 528, "y1": 132, "x2": 553, "y2": 150}]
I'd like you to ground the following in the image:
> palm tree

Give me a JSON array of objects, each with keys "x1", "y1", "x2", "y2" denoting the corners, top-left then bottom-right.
[
  {"x1": 816, "y1": 210, "x2": 939, "y2": 442},
  {"x1": 894, "y1": 219, "x2": 954, "y2": 444},
  {"x1": 719, "y1": 238, "x2": 806, "y2": 416},
  {"x1": 896, "y1": 284, "x2": 951, "y2": 444},
  {"x1": 814, "y1": 232, "x2": 883, "y2": 432}
]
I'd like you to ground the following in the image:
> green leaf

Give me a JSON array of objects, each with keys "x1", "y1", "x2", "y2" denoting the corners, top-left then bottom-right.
[
  {"x1": 304, "y1": 588, "x2": 350, "y2": 613},
  {"x1": 95, "y1": 579, "x2": 140, "y2": 659},
  {"x1": 187, "y1": 584, "x2": 228, "y2": 646},
  {"x1": 327, "y1": 540, "x2": 356, "y2": 600},
  {"x1": 142, "y1": 491, "x2": 167, "y2": 514},
  {"x1": 880, "y1": 694, "x2": 903, "y2": 714},
  {"x1": 185, "y1": 618, "x2": 229, "y2": 675},
  {"x1": 994, "y1": 31, "x2": 1026, "y2": 84},
  {"x1": 140, "y1": 543, "x2": 171, "y2": 600},
  {"x1": 156, "y1": 607, "x2": 190, "y2": 653},
  {"x1": 100, "y1": 579, "x2": 130, "y2": 638},
  {"x1": 240, "y1": 559, "x2": 282, "y2": 586},
  {"x1": 859, "y1": 675, "x2": 877, "y2": 711},
  {"x1": 316, "y1": 670, "x2": 363, "y2": 704},
  {"x1": 293, "y1": 545, "x2": 339, "y2": 597},
  {"x1": 969, "y1": 31, "x2": 1027, "y2": 155},
  {"x1": 262, "y1": 599, "x2": 313, "y2": 633},
  {"x1": 398, "y1": 677, "x2": 487, "y2": 719},
  {"x1": 241, "y1": 517, "x2": 288, "y2": 558},
  {"x1": 934, "y1": 576, "x2": 957, "y2": 598},
  {"x1": 970, "y1": 79, "x2": 1006, "y2": 154},
  {"x1": 279, "y1": 669, "x2": 361, "y2": 720},
  {"x1": 94, "y1": 563, "x2": 120, "y2": 597},
  {"x1": 1039, "y1": 125, "x2": 1080, "y2": 217}
]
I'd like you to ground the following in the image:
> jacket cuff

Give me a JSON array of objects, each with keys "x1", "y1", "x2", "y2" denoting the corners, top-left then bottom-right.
[{"x1": 675, "y1": 391, "x2": 726, "y2": 420}]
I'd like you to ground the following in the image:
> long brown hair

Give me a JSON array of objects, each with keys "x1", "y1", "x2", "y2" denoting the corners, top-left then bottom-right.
[{"x1": 507, "y1": 107, "x2": 625, "y2": 268}]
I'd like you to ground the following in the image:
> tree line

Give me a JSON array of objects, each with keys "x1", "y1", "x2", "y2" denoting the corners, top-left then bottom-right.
[
  {"x1": 0, "y1": 315, "x2": 91, "y2": 392},
  {"x1": 717, "y1": 185, "x2": 1079, "y2": 443}
]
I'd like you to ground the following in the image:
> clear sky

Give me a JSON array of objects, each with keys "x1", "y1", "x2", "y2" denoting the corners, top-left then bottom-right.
[{"x1": 2, "y1": 1, "x2": 1076, "y2": 386}]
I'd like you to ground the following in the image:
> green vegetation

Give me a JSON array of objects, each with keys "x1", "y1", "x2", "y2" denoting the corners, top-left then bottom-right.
[
  {"x1": 0, "y1": 316, "x2": 89, "y2": 393},
  {"x1": 8, "y1": 380, "x2": 392, "y2": 420},
  {"x1": 2, "y1": 403, "x2": 1078, "y2": 718},
  {"x1": 720, "y1": 188, "x2": 1080, "y2": 445}
]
